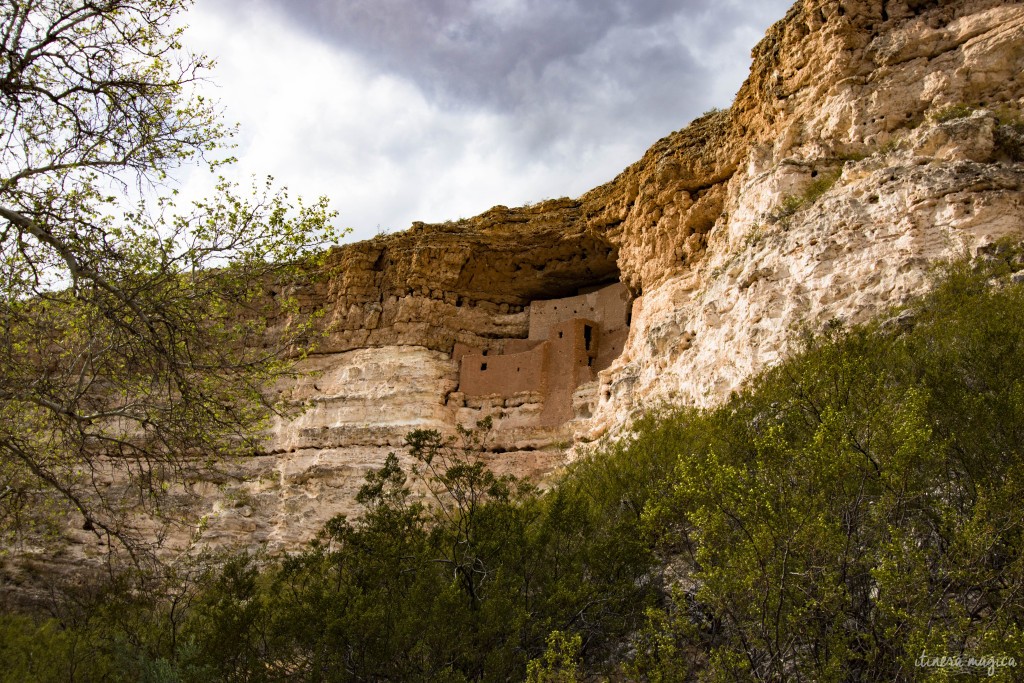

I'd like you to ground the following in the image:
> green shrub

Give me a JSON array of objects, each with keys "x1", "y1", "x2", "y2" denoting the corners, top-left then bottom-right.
[
  {"x1": 767, "y1": 168, "x2": 842, "y2": 226},
  {"x1": 635, "y1": 245, "x2": 1024, "y2": 681},
  {"x1": 526, "y1": 631, "x2": 582, "y2": 682},
  {"x1": 931, "y1": 103, "x2": 976, "y2": 122}
]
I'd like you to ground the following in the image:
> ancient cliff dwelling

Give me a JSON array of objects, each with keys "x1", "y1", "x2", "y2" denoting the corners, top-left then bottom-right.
[
  {"x1": 453, "y1": 282, "x2": 631, "y2": 426},
  {"x1": 8, "y1": 4, "x2": 1024, "y2": 662}
]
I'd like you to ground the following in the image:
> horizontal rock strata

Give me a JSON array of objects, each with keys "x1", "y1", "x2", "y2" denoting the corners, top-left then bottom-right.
[{"x1": 13, "y1": 0, "x2": 1023, "y2": 568}]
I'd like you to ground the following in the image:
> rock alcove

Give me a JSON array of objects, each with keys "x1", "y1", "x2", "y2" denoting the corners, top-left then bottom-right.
[{"x1": 453, "y1": 281, "x2": 632, "y2": 427}]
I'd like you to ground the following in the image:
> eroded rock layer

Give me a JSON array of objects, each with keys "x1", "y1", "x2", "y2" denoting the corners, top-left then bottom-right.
[{"x1": 31, "y1": 0, "x2": 1024, "y2": 562}]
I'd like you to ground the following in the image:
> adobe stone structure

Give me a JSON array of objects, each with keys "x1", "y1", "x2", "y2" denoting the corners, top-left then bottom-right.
[{"x1": 454, "y1": 282, "x2": 631, "y2": 426}]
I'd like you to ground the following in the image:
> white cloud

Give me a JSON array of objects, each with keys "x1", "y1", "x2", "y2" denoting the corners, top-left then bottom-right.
[{"x1": 176, "y1": 0, "x2": 790, "y2": 243}]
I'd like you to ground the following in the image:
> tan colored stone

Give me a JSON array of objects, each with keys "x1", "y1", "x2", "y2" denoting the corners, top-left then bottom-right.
[
  {"x1": 196, "y1": 0, "x2": 1024, "y2": 556},
  {"x1": 20, "y1": 0, "x2": 1024, "y2": 572}
]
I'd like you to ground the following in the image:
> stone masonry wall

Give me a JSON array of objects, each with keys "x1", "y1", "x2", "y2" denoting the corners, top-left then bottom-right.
[{"x1": 457, "y1": 282, "x2": 631, "y2": 426}]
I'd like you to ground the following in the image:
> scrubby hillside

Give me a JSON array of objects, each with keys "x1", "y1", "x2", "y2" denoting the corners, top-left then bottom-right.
[
  {"x1": 138, "y1": 0, "x2": 1024, "y2": 561},
  {"x1": 5, "y1": 246, "x2": 1024, "y2": 681},
  {"x1": 4, "y1": 0, "x2": 1024, "y2": 679}
]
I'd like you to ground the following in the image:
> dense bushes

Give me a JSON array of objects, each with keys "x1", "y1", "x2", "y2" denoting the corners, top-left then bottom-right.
[
  {"x1": 3, "y1": 247, "x2": 1024, "y2": 680},
  {"x1": 633, "y1": 250, "x2": 1024, "y2": 681},
  {"x1": 1, "y1": 419, "x2": 666, "y2": 681}
]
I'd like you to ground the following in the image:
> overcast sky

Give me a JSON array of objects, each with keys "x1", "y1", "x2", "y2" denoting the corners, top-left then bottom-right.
[{"x1": 180, "y1": 0, "x2": 792, "y2": 243}]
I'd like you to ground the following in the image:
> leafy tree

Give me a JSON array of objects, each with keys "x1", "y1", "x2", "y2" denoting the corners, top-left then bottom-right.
[
  {"x1": 0, "y1": 1, "x2": 339, "y2": 558},
  {"x1": 526, "y1": 630, "x2": 582, "y2": 682},
  {"x1": 407, "y1": 420, "x2": 535, "y2": 612},
  {"x1": 637, "y1": 249, "x2": 1024, "y2": 681}
]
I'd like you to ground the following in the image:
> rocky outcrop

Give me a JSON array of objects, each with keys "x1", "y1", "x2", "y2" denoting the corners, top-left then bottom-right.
[
  {"x1": 27, "y1": 0, "x2": 1024, "y2": 562},
  {"x1": 584, "y1": 0, "x2": 1024, "y2": 433}
]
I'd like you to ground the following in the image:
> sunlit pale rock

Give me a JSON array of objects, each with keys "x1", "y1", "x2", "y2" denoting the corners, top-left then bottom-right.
[{"x1": 28, "y1": 0, "x2": 1024, "y2": 566}]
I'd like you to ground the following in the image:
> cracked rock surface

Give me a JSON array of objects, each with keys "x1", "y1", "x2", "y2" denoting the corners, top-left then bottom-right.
[{"x1": 20, "y1": 0, "x2": 1024, "y2": 569}]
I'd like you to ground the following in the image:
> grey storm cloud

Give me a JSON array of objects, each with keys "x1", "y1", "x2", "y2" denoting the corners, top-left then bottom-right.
[
  {"x1": 275, "y1": 0, "x2": 691, "y2": 105},
  {"x1": 188, "y1": 0, "x2": 794, "y2": 238},
  {"x1": 210, "y1": 0, "x2": 791, "y2": 136}
]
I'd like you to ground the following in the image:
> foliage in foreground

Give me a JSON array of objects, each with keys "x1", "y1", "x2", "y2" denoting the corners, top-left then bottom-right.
[
  {"x1": 632, "y1": 247, "x2": 1024, "y2": 682},
  {"x1": 4, "y1": 248, "x2": 1024, "y2": 681},
  {"x1": 0, "y1": 0, "x2": 341, "y2": 557},
  {"x1": 0, "y1": 416, "x2": 668, "y2": 681}
]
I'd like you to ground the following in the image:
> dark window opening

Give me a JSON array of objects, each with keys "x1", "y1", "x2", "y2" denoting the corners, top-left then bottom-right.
[
  {"x1": 482, "y1": 349, "x2": 488, "y2": 356},
  {"x1": 587, "y1": 357, "x2": 593, "y2": 367},
  {"x1": 558, "y1": 331, "x2": 563, "y2": 339},
  {"x1": 481, "y1": 363, "x2": 488, "y2": 371},
  {"x1": 584, "y1": 325, "x2": 593, "y2": 351}
]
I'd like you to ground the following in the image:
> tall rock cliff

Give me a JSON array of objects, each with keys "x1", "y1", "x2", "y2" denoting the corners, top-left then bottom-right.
[{"x1": 53, "y1": 0, "x2": 1024, "y2": 560}]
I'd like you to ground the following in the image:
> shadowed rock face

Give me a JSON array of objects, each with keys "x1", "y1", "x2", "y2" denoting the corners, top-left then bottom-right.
[
  {"x1": 9, "y1": 0, "x2": 1024, "y2": 578},
  {"x1": 278, "y1": 199, "x2": 622, "y2": 359},
  {"x1": 327, "y1": 200, "x2": 618, "y2": 305}
]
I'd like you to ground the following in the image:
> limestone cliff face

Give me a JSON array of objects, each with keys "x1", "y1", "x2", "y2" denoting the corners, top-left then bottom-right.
[
  {"x1": 100, "y1": 0, "x2": 1024, "y2": 555},
  {"x1": 584, "y1": 0, "x2": 1024, "y2": 431}
]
